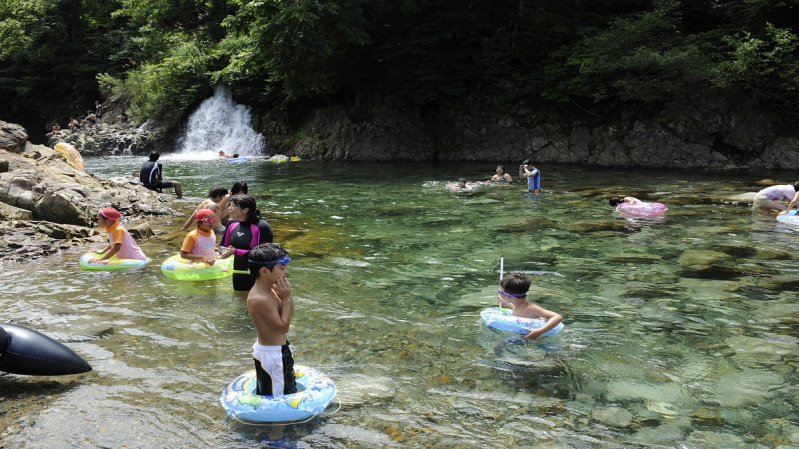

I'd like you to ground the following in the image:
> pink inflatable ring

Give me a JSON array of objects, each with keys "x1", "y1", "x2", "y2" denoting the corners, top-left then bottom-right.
[{"x1": 616, "y1": 202, "x2": 668, "y2": 216}]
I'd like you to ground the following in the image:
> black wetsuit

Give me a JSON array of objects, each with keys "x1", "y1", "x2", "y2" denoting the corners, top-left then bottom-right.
[{"x1": 224, "y1": 219, "x2": 274, "y2": 291}]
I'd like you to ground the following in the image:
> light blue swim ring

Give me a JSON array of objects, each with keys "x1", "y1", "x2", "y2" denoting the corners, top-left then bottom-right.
[
  {"x1": 480, "y1": 307, "x2": 563, "y2": 337},
  {"x1": 227, "y1": 157, "x2": 248, "y2": 164},
  {"x1": 777, "y1": 209, "x2": 799, "y2": 225},
  {"x1": 220, "y1": 365, "x2": 336, "y2": 422},
  {"x1": 79, "y1": 252, "x2": 151, "y2": 271}
]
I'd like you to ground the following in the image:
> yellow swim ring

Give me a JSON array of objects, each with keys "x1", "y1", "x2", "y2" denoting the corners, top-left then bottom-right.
[
  {"x1": 54, "y1": 143, "x2": 85, "y2": 171},
  {"x1": 160, "y1": 254, "x2": 234, "y2": 281}
]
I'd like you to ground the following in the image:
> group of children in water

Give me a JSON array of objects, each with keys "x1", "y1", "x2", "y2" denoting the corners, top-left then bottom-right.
[
  {"x1": 86, "y1": 179, "x2": 300, "y2": 444},
  {"x1": 87, "y1": 166, "x2": 566, "y2": 446}
]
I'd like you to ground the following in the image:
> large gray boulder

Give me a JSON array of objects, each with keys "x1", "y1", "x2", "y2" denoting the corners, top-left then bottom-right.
[
  {"x1": 0, "y1": 121, "x2": 27, "y2": 154},
  {"x1": 0, "y1": 144, "x2": 172, "y2": 226}
]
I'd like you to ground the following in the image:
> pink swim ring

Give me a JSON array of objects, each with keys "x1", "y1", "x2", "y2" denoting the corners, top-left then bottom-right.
[{"x1": 616, "y1": 202, "x2": 668, "y2": 216}]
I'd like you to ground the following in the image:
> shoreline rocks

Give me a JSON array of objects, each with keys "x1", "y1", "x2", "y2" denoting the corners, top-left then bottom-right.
[{"x1": 0, "y1": 121, "x2": 175, "y2": 264}]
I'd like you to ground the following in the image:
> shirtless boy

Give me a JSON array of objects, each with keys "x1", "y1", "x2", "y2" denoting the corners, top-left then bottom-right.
[
  {"x1": 247, "y1": 244, "x2": 296, "y2": 442},
  {"x1": 181, "y1": 186, "x2": 229, "y2": 231},
  {"x1": 497, "y1": 273, "x2": 562, "y2": 340}
]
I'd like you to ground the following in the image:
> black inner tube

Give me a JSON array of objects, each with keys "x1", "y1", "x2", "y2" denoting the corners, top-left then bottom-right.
[{"x1": 0, "y1": 326, "x2": 8, "y2": 355}]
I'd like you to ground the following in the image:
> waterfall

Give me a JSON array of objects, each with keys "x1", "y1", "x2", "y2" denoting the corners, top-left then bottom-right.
[{"x1": 176, "y1": 87, "x2": 265, "y2": 159}]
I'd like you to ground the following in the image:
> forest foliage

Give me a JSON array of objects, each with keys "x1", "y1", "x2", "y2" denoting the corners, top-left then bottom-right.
[{"x1": 2, "y1": 0, "x2": 799, "y2": 130}]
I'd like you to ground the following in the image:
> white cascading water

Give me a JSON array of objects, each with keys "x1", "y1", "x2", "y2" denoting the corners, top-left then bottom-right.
[{"x1": 175, "y1": 87, "x2": 265, "y2": 159}]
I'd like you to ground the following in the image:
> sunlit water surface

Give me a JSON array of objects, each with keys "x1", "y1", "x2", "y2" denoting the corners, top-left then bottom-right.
[{"x1": 2, "y1": 158, "x2": 799, "y2": 448}]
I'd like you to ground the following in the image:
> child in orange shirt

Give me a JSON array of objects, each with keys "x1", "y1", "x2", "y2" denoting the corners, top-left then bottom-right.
[
  {"x1": 88, "y1": 207, "x2": 147, "y2": 263},
  {"x1": 179, "y1": 209, "x2": 219, "y2": 265}
]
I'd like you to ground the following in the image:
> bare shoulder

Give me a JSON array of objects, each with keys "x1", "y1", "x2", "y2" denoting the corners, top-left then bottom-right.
[
  {"x1": 199, "y1": 199, "x2": 217, "y2": 210},
  {"x1": 247, "y1": 291, "x2": 276, "y2": 312}
]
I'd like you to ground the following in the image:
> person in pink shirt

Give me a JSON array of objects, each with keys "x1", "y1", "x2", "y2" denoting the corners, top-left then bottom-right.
[
  {"x1": 753, "y1": 182, "x2": 799, "y2": 213},
  {"x1": 88, "y1": 207, "x2": 147, "y2": 263}
]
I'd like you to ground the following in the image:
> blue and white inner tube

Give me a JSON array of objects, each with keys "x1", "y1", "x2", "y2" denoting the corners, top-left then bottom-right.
[
  {"x1": 777, "y1": 209, "x2": 799, "y2": 225},
  {"x1": 480, "y1": 307, "x2": 563, "y2": 337},
  {"x1": 220, "y1": 365, "x2": 336, "y2": 422}
]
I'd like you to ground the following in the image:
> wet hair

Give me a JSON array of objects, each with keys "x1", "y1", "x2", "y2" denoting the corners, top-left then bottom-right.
[
  {"x1": 229, "y1": 194, "x2": 261, "y2": 223},
  {"x1": 249, "y1": 243, "x2": 288, "y2": 277},
  {"x1": 500, "y1": 273, "x2": 530, "y2": 297},
  {"x1": 231, "y1": 181, "x2": 248, "y2": 195},
  {"x1": 522, "y1": 159, "x2": 531, "y2": 166},
  {"x1": 609, "y1": 197, "x2": 623, "y2": 207},
  {"x1": 232, "y1": 153, "x2": 239, "y2": 158},
  {"x1": 793, "y1": 181, "x2": 799, "y2": 190},
  {"x1": 208, "y1": 185, "x2": 228, "y2": 198},
  {"x1": 496, "y1": 166, "x2": 506, "y2": 174},
  {"x1": 148, "y1": 152, "x2": 160, "y2": 162},
  {"x1": 458, "y1": 179, "x2": 467, "y2": 184}
]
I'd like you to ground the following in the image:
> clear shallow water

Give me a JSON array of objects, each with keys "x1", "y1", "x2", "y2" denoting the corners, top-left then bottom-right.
[{"x1": 2, "y1": 158, "x2": 799, "y2": 448}]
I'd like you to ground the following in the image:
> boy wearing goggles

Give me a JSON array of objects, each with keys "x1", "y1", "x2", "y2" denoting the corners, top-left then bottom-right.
[
  {"x1": 179, "y1": 209, "x2": 219, "y2": 265},
  {"x1": 498, "y1": 273, "x2": 562, "y2": 340},
  {"x1": 246, "y1": 243, "x2": 295, "y2": 442}
]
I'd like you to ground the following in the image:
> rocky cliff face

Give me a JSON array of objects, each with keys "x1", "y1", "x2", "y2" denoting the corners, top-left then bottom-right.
[
  {"x1": 46, "y1": 120, "x2": 174, "y2": 157},
  {"x1": 277, "y1": 91, "x2": 799, "y2": 170},
  {"x1": 40, "y1": 89, "x2": 799, "y2": 170}
]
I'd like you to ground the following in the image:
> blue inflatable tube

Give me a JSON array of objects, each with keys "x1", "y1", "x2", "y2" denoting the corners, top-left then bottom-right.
[
  {"x1": 479, "y1": 307, "x2": 563, "y2": 337},
  {"x1": 0, "y1": 323, "x2": 92, "y2": 375},
  {"x1": 777, "y1": 209, "x2": 799, "y2": 225},
  {"x1": 221, "y1": 365, "x2": 336, "y2": 422}
]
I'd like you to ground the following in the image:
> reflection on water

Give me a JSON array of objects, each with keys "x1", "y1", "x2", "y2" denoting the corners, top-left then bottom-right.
[{"x1": 2, "y1": 159, "x2": 799, "y2": 448}]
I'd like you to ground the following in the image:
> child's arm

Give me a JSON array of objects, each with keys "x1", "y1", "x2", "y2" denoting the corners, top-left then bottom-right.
[
  {"x1": 523, "y1": 304, "x2": 562, "y2": 340},
  {"x1": 624, "y1": 197, "x2": 641, "y2": 204},
  {"x1": 253, "y1": 279, "x2": 294, "y2": 334},
  {"x1": 181, "y1": 210, "x2": 198, "y2": 231},
  {"x1": 88, "y1": 243, "x2": 121, "y2": 263},
  {"x1": 215, "y1": 195, "x2": 230, "y2": 223},
  {"x1": 179, "y1": 250, "x2": 215, "y2": 265},
  {"x1": 779, "y1": 191, "x2": 799, "y2": 215},
  {"x1": 100, "y1": 242, "x2": 122, "y2": 260},
  {"x1": 94, "y1": 243, "x2": 111, "y2": 255},
  {"x1": 273, "y1": 277, "x2": 294, "y2": 330}
]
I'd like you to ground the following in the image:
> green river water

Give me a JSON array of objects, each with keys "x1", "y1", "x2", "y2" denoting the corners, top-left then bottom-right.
[{"x1": 2, "y1": 157, "x2": 799, "y2": 448}]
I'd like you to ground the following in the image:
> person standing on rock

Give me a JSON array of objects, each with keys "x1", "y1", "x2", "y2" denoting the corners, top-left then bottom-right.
[{"x1": 139, "y1": 152, "x2": 183, "y2": 198}]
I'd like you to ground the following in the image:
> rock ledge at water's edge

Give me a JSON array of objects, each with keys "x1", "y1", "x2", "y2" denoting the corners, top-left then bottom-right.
[{"x1": 0, "y1": 121, "x2": 175, "y2": 264}]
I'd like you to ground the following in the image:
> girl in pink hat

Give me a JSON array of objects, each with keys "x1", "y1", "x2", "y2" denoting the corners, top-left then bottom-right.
[{"x1": 87, "y1": 207, "x2": 147, "y2": 263}]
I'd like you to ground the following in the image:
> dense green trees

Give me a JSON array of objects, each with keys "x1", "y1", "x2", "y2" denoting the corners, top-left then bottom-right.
[{"x1": 2, "y1": 0, "x2": 799, "y2": 137}]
